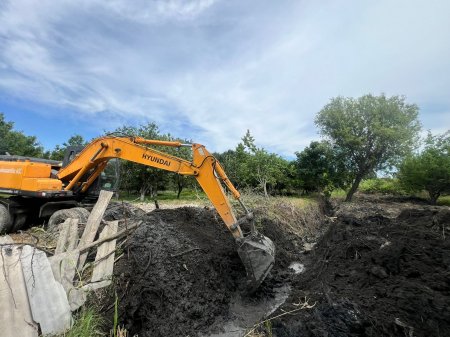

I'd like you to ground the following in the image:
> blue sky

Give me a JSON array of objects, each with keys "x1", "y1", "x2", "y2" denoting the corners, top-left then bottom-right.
[{"x1": 1, "y1": 0, "x2": 449, "y2": 156}]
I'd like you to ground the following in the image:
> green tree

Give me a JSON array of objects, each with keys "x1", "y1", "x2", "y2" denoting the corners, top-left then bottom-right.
[
  {"x1": 112, "y1": 123, "x2": 165, "y2": 201},
  {"x1": 240, "y1": 130, "x2": 288, "y2": 197},
  {"x1": 159, "y1": 133, "x2": 193, "y2": 199},
  {"x1": 315, "y1": 94, "x2": 421, "y2": 201},
  {"x1": 0, "y1": 113, "x2": 44, "y2": 157},
  {"x1": 295, "y1": 140, "x2": 351, "y2": 197},
  {"x1": 398, "y1": 131, "x2": 450, "y2": 204},
  {"x1": 111, "y1": 124, "x2": 192, "y2": 200}
]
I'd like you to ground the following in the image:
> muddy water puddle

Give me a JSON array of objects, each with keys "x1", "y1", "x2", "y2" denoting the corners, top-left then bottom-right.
[
  {"x1": 203, "y1": 284, "x2": 291, "y2": 337},
  {"x1": 288, "y1": 262, "x2": 305, "y2": 274}
]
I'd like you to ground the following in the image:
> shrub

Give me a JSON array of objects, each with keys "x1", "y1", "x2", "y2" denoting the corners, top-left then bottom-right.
[{"x1": 359, "y1": 178, "x2": 404, "y2": 195}]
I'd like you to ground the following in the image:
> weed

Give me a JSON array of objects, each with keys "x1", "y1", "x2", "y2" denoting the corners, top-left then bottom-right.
[
  {"x1": 264, "y1": 320, "x2": 273, "y2": 337},
  {"x1": 62, "y1": 308, "x2": 104, "y2": 337},
  {"x1": 359, "y1": 178, "x2": 405, "y2": 195},
  {"x1": 112, "y1": 292, "x2": 119, "y2": 336}
]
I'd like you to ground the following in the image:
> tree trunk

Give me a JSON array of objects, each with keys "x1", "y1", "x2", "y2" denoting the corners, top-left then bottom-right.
[
  {"x1": 140, "y1": 183, "x2": 149, "y2": 201},
  {"x1": 263, "y1": 181, "x2": 269, "y2": 198},
  {"x1": 345, "y1": 174, "x2": 363, "y2": 202},
  {"x1": 139, "y1": 189, "x2": 146, "y2": 202},
  {"x1": 428, "y1": 190, "x2": 440, "y2": 205},
  {"x1": 177, "y1": 184, "x2": 183, "y2": 199},
  {"x1": 151, "y1": 186, "x2": 158, "y2": 198},
  {"x1": 177, "y1": 176, "x2": 183, "y2": 199}
]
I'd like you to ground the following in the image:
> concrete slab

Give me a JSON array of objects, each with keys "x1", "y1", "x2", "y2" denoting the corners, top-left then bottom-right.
[
  {"x1": 21, "y1": 245, "x2": 72, "y2": 335},
  {"x1": 0, "y1": 243, "x2": 38, "y2": 337}
]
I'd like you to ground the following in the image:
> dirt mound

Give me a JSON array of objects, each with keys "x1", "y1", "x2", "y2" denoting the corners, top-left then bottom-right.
[
  {"x1": 103, "y1": 202, "x2": 147, "y2": 222},
  {"x1": 270, "y1": 206, "x2": 450, "y2": 337},
  {"x1": 112, "y1": 207, "x2": 303, "y2": 337}
]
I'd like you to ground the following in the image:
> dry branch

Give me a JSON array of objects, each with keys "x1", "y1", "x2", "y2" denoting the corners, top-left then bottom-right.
[
  {"x1": 243, "y1": 297, "x2": 316, "y2": 337},
  {"x1": 77, "y1": 221, "x2": 142, "y2": 253}
]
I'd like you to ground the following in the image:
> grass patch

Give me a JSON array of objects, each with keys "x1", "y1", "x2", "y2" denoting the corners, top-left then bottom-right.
[
  {"x1": 231, "y1": 193, "x2": 325, "y2": 240},
  {"x1": 359, "y1": 178, "x2": 405, "y2": 195},
  {"x1": 331, "y1": 189, "x2": 346, "y2": 198},
  {"x1": 118, "y1": 189, "x2": 206, "y2": 203},
  {"x1": 438, "y1": 195, "x2": 450, "y2": 206},
  {"x1": 62, "y1": 308, "x2": 104, "y2": 337}
]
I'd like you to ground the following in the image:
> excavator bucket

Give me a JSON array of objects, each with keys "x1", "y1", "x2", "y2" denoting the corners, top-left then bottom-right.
[{"x1": 237, "y1": 232, "x2": 275, "y2": 291}]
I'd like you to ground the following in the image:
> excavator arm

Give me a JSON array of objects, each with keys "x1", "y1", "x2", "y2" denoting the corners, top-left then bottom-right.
[{"x1": 57, "y1": 136, "x2": 275, "y2": 288}]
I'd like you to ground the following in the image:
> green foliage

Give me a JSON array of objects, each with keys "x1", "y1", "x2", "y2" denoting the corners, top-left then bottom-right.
[
  {"x1": 398, "y1": 131, "x2": 450, "y2": 204},
  {"x1": 214, "y1": 149, "x2": 247, "y2": 187},
  {"x1": 295, "y1": 141, "x2": 351, "y2": 197},
  {"x1": 264, "y1": 320, "x2": 273, "y2": 337},
  {"x1": 0, "y1": 112, "x2": 44, "y2": 157},
  {"x1": 216, "y1": 131, "x2": 293, "y2": 196},
  {"x1": 439, "y1": 195, "x2": 450, "y2": 206},
  {"x1": 222, "y1": 130, "x2": 290, "y2": 197},
  {"x1": 113, "y1": 123, "x2": 163, "y2": 200},
  {"x1": 315, "y1": 94, "x2": 421, "y2": 201},
  {"x1": 112, "y1": 123, "x2": 193, "y2": 200},
  {"x1": 359, "y1": 178, "x2": 403, "y2": 195}
]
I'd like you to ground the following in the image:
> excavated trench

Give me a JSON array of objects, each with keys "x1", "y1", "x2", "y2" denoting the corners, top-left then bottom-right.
[
  {"x1": 111, "y1": 206, "x2": 305, "y2": 337},
  {"x1": 109, "y1": 199, "x2": 450, "y2": 337}
]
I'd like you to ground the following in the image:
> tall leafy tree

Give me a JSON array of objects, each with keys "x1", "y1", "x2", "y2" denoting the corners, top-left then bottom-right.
[
  {"x1": 112, "y1": 123, "x2": 166, "y2": 201},
  {"x1": 240, "y1": 130, "x2": 288, "y2": 197},
  {"x1": 295, "y1": 140, "x2": 351, "y2": 197},
  {"x1": 111, "y1": 124, "x2": 193, "y2": 200},
  {"x1": 0, "y1": 113, "x2": 44, "y2": 157},
  {"x1": 398, "y1": 131, "x2": 450, "y2": 204},
  {"x1": 158, "y1": 133, "x2": 193, "y2": 199},
  {"x1": 315, "y1": 94, "x2": 421, "y2": 201}
]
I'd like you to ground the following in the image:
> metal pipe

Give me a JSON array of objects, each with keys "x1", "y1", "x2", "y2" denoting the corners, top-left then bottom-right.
[
  {"x1": 89, "y1": 143, "x2": 107, "y2": 162},
  {"x1": 133, "y1": 137, "x2": 188, "y2": 147}
]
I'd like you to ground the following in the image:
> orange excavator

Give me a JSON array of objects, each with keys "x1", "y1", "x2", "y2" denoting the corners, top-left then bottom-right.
[{"x1": 0, "y1": 136, "x2": 275, "y2": 289}]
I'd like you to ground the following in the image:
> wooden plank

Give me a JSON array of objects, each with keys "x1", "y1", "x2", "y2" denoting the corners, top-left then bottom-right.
[
  {"x1": 49, "y1": 249, "x2": 80, "y2": 292},
  {"x1": 55, "y1": 218, "x2": 79, "y2": 255},
  {"x1": 0, "y1": 244, "x2": 38, "y2": 337},
  {"x1": 67, "y1": 218, "x2": 79, "y2": 251},
  {"x1": 51, "y1": 218, "x2": 81, "y2": 300},
  {"x1": 77, "y1": 190, "x2": 113, "y2": 270},
  {"x1": 82, "y1": 280, "x2": 111, "y2": 291},
  {"x1": 91, "y1": 220, "x2": 118, "y2": 286},
  {"x1": 55, "y1": 219, "x2": 71, "y2": 255},
  {"x1": 21, "y1": 245, "x2": 72, "y2": 335}
]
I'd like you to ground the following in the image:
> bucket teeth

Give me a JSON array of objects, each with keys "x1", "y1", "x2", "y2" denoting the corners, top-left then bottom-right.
[{"x1": 237, "y1": 232, "x2": 275, "y2": 291}]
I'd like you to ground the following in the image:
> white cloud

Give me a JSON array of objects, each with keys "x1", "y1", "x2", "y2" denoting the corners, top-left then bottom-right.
[{"x1": 0, "y1": 0, "x2": 449, "y2": 155}]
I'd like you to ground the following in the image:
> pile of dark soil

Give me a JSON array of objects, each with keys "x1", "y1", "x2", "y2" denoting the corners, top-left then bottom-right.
[
  {"x1": 112, "y1": 207, "x2": 304, "y2": 337},
  {"x1": 270, "y1": 206, "x2": 450, "y2": 337}
]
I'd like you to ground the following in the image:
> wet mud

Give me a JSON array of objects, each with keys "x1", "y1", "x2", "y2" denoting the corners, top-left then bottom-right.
[
  {"x1": 111, "y1": 198, "x2": 450, "y2": 337},
  {"x1": 113, "y1": 207, "x2": 302, "y2": 337},
  {"x1": 270, "y1": 205, "x2": 450, "y2": 337}
]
